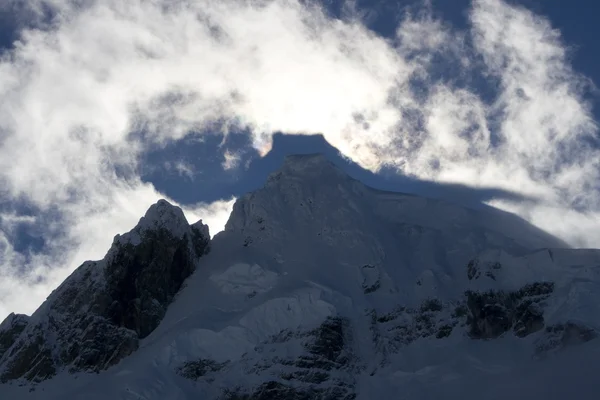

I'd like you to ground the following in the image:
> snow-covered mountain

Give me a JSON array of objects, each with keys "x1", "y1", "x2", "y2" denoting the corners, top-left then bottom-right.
[{"x1": 1, "y1": 154, "x2": 599, "y2": 399}]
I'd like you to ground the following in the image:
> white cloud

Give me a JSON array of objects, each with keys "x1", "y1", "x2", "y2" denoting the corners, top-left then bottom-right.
[
  {"x1": 164, "y1": 160, "x2": 197, "y2": 180},
  {"x1": 222, "y1": 150, "x2": 242, "y2": 170},
  {"x1": 0, "y1": 0, "x2": 598, "y2": 320},
  {"x1": 0, "y1": 212, "x2": 36, "y2": 234},
  {"x1": 183, "y1": 198, "x2": 237, "y2": 237},
  {"x1": 466, "y1": 0, "x2": 600, "y2": 243}
]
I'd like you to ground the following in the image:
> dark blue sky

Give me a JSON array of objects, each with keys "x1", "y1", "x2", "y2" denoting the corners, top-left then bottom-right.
[{"x1": 0, "y1": 0, "x2": 598, "y2": 224}]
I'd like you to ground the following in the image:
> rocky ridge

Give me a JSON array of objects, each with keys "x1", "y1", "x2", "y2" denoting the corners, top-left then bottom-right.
[{"x1": 0, "y1": 200, "x2": 210, "y2": 383}]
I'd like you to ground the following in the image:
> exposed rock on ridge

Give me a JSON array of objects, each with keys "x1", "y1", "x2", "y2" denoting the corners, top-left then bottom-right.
[
  {"x1": 0, "y1": 314, "x2": 29, "y2": 361},
  {"x1": 0, "y1": 200, "x2": 209, "y2": 383},
  {"x1": 210, "y1": 316, "x2": 357, "y2": 400}
]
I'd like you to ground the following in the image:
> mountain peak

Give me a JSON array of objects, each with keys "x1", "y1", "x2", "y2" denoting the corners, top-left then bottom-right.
[
  {"x1": 278, "y1": 153, "x2": 344, "y2": 177},
  {"x1": 283, "y1": 153, "x2": 330, "y2": 165},
  {"x1": 0, "y1": 313, "x2": 28, "y2": 333},
  {"x1": 112, "y1": 199, "x2": 191, "y2": 247},
  {"x1": 263, "y1": 154, "x2": 351, "y2": 191},
  {"x1": 0, "y1": 199, "x2": 212, "y2": 384},
  {"x1": 141, "y1": 199, "x2": 188, "y2": 232}
]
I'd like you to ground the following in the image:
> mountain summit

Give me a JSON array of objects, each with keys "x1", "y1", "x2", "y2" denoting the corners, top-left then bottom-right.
[
  {"x1": 1, "y1": 154, "x2": 599, "y2": 399},
  {"x1": 0, "y1": 201, "x2": 209, "y2": 383}
]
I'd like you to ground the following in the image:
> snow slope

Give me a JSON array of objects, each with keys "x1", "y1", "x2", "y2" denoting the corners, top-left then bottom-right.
[{"x1": 1, "y1": 154, "x2": 599, "y2": 399}]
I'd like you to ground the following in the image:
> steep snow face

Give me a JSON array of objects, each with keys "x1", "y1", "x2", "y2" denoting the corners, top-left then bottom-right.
[
  {"x1": 1, "y1": 155, "x2": 599, "y2": 400},
  {"x1": 222, "y1": 154, "x2": 566, "y2": 305},
  {"x1": 209, "y1": 263, "x2": 279, "y2": 295}
]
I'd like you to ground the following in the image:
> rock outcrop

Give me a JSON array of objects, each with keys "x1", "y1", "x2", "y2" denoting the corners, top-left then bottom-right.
[
  {"x1": 0, "y1": 200, "x2": 210, "y2": 383},
  {"x1": 0, "y1": 314, "x2": 29, "y2": 361},
  {"x1": 535, "y1": 321, "x2": 597, "y2": 357},
  {"x1": 465, "y1": 282, "x2": 554, "y2": 339},
  {"x1": 184, "y1": 316, "x2": 358, "y2": 400}
]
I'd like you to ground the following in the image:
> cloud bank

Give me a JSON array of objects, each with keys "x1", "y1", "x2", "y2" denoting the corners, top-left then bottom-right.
[{"x1": 0, "y1": 0, "x2": 598, "y2": 318}]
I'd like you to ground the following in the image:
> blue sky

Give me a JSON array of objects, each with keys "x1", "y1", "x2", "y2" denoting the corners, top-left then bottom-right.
[{"x1": 0, "y1": 0, "x2": 599, "y2": 318}]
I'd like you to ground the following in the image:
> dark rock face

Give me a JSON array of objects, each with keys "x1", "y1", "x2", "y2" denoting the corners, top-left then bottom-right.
[
  {"x1": 369, "y1": 299, "x2": 462, "y2": 355},
  {"x1": 58, "y1": 314, "x2": 139, "y2": 372},
  {"x1": 463, "y1": 259, "x2": 554, "y2": 339},
  {"x1": 360, "y1": 265, "x2": 381, "y2": 294},
  {"x1": 513, "y1": 301, "x2": 544, "y2": 338},
  {"x1": 467, "y1": 259, "x2": 502, "y2": 281},
  {"x1": 180, "y1": 317, "x2": 357, "y2": 400},
  {"x1": 300, "y1": 317, "x2": 351, "y2": 371},
  {"x1": 266, "y1": 317, "x2": 356, "y2": 398},
  {"x1": 222, "y1": 381, "x2": 322, "y2": 400},
  {"x1": 365, "y1": 260, "x2": 560, "y2": 358},
  {"x1": 0, "y1": 201, "x2": 210, "y2": 383},
  {"x1": 222, "y1": 380, "x2": 356, "y2": 400},
  {"x1": 535, "y1": 322, "x2": 597, "y2": 356},
  {"x1": 177, "y1": 359, "x2": 230, "y2": 382},
  {"x1": 367, "y1": 280, "x2": 560, "y2": 363},
  {"x1": 465, "y1": 282, "x2": 554, "y2": 339},
  {"x1": 0, "y1": 327, "x2": 56, "y2": 383},
  {"x1": 104, "y1": 227, "x2": 205, "y2": 338},
  {"x1": 0, "y1": 314, "x2": 29, "y2": 360}
]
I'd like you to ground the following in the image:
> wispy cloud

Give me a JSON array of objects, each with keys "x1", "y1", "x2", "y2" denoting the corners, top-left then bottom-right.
[
  {"x1": 222, "y1": 150, "x2": 242, "y2": 171},
  {"x1": 164, "y1": 160, "x2": 197, "y2": 180},
  {"x1": 0, "y1": 0, "x2": 598, "y2": 319},
  {"x1": 184, "y1": 198, "x2": 237, "y2": 236}
]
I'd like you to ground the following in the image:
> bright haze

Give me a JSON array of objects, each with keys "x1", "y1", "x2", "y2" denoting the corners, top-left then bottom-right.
[{"x1": 0, "y1": 0, "x2": 598, "y2": 319}]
